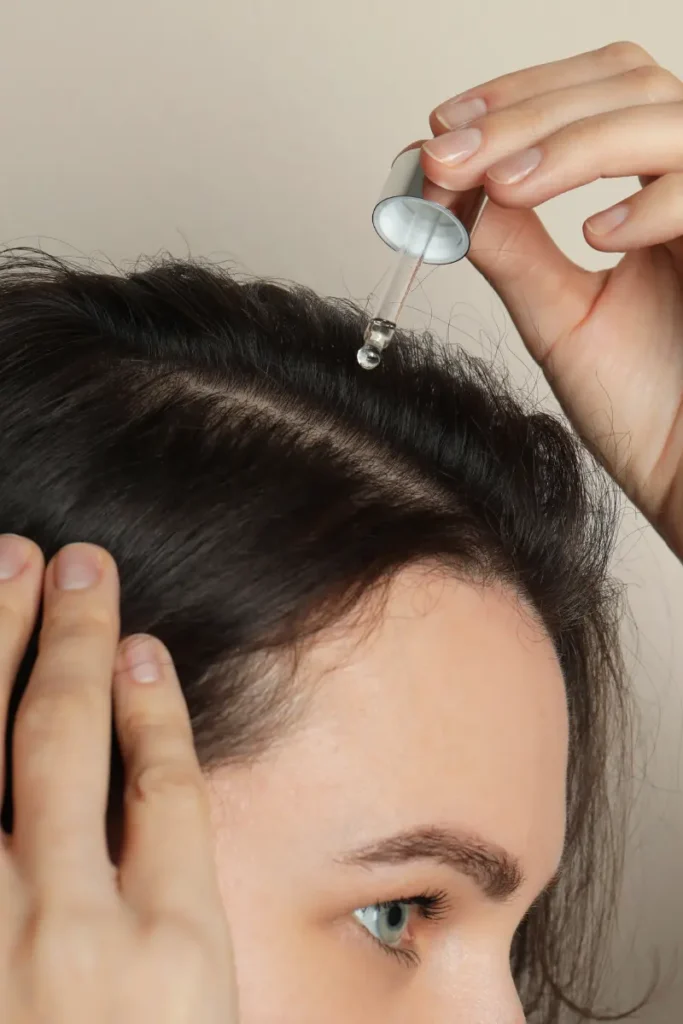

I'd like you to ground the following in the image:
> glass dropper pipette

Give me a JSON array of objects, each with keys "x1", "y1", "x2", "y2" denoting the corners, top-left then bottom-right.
[{"x1": 357, "y1": 202, "x2": 442, "y2": 370}]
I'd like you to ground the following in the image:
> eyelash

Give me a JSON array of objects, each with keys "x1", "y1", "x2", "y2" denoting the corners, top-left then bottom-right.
[{"x1": 364, "y1": 890, "x2": 451, "y2": 968}]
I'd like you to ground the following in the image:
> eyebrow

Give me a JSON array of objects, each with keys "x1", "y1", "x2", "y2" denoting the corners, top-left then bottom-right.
[{"x1": 336, "y1": 825, "x2": 525, "y2": 902}]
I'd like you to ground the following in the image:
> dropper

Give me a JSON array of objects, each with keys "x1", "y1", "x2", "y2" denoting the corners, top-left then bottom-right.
[
  {"x1": 357, "y1": 203, "x2": 441, "y2": 371},
  {"x1": 357, "y1": 146, "x2": 488, "y2": 370}
]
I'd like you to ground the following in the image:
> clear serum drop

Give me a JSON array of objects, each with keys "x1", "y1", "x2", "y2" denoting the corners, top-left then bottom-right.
[
  {"x1": 357, "y1": 318, "x2": 398, "y2": 370},
  {"x1": 356, "y1": 245, "x2": 426, "y2": 371}
]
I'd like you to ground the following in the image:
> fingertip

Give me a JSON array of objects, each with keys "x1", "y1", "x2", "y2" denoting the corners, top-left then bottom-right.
[
  {"x1": 115, "y1": 633, "x2": 176, "y2": 687},
  {"x1": 0, "y1": 534, "x2": 44, "y2": 581},
  {"x1": 584, "y1": 204, "x2": 630, "y2": 238},
  {"x1": 43, "y1": 542, "x2": 119, "y2": 593},
  {"x1": 22, "y1": 537, "x2": 45, "y2": 570},
  {"x1": 94, "y1": 544, "x2": 121, "y2": 578},
  {"x1": 582, "y1": 219, "x2": 628, "y2": 252},
  {"x1": 75, "y1": 542, "x2": 120, "y2": 583},
  {"x1": 476, "y1": 179, "x2": 531, "y2": 209}
]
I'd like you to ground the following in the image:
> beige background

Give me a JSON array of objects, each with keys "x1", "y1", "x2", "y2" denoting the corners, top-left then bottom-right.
[{"x1": 1, "y1": 1, "x2": 682, "y2": 1018}]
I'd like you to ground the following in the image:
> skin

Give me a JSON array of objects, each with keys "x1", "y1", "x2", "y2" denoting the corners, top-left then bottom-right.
[
  {"x1": 0, "y1": 547, "x2": 564, "y2": 1023},
  {"x1": 1, "y1": 37, "x2": 683, "y2": 1023},
  {"x1": 420, "y1": 39, "x2": 683, "y2": 557},
  {"x1": 207, "y1": 566, "x2": 567, "y2": 1023}
]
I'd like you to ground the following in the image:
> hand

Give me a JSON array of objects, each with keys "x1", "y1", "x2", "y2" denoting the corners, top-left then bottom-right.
[
  {"x1": 419, "y1": 41, "x2": 683, "y2": 556},
  {"x1": 0, "y1": 537, "x2": 238, "y2": 1023}
]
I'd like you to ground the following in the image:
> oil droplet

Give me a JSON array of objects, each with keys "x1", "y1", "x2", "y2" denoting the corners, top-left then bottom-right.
[
  {"x1": 357, "y1": 344, "x2": 382, "y2": 370},
  {"x1": 356, "y1": 319, "x2": 397, "y2": 371}
]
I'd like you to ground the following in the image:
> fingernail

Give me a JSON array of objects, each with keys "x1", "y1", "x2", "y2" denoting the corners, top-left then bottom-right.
[
  {"x1": 487, "y1": 147, "x2": 543, "y2": 185},
  {"x1": 434, "y1": 96, "x2": 487, "y2": 130},
  {"x1": 585, "y1": 204, "x2": 629, "y2": 235},
  {"x1": 124, "y1": 635, "x2": 161, "y2": 684},
  {"x1": 55, "y1": 544, "x2": 102, "y2": 590},
  {"x1": 423, "y1": 127, "x2": 483, "y2": 165},
  {"x1": 0, "y1": 534, "x2": 31, "y2": 580}
]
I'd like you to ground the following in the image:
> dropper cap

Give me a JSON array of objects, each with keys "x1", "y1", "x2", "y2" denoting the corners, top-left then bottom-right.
[{"x1": 358, "y1": 146, "x2": 487, "y2": 369}]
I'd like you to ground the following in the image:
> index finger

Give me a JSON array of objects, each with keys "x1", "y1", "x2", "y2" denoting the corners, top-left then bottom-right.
[
  {"x1": 428, "y1": 41, "x2": 656, "y2": 135},
  {"x1": 112, "y1": 635, "x2": 222, "y2": 924},
  {"x1": 0, "y1": 535, "x2": 44, "y2": 823},
  {"x1": 11, "y1": 543, "x2": 121, "y2": 898}
]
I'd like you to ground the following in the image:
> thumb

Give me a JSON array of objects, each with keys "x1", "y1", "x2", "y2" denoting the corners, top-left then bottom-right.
[{"x1": 466, "y1": 196, "x2": 603, "y2": 365}]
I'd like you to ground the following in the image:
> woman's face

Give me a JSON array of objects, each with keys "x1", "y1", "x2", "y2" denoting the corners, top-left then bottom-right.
[{"x1": 207, "y1": 565, "x2": 569, "y2": 1023}]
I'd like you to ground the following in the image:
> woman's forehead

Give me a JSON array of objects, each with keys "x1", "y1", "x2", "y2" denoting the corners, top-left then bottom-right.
[{"x1": 213, "y1": 566, "x2": 568, "y2": 887}]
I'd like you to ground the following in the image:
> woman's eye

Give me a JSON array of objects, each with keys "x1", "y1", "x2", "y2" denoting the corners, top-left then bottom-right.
[{"x1": 353, "y1": 901, "x2": 411, "y2": 947}]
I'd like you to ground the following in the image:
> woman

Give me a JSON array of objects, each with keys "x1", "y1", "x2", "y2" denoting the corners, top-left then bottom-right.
[{"x1": 1, "y1": 40, "x2": 682, "y2": 1023}]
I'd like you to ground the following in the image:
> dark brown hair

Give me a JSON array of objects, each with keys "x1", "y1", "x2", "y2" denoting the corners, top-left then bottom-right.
[{"x1": 0, "y1": 247, "x2": 634, "y2": 1021}]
